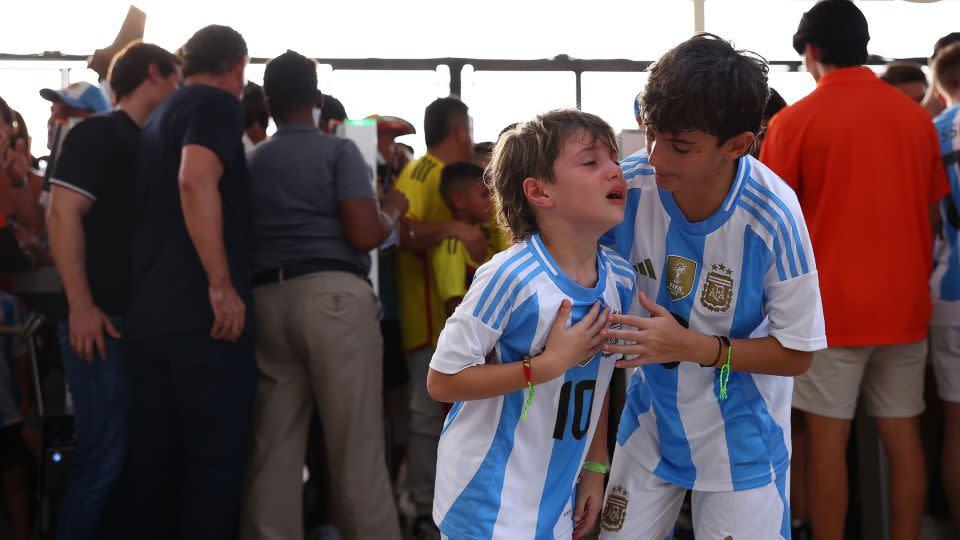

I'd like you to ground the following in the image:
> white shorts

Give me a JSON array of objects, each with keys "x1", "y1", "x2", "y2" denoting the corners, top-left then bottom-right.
[
  {"x1": 598, "y1": 446, "x2": 791, "y2": 540},
  {"x1": 931, "y1": 326, "x2": 960, "y2": 403}
]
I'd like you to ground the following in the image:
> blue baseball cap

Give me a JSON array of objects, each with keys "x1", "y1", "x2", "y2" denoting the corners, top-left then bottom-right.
[{"x1": 39, "y1": 82, "x2": 111, "y2": 113}]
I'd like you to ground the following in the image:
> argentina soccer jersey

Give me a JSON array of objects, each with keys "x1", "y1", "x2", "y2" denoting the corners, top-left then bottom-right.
[
  {"x1": 608, "y1": 148, "x2": 825, "y2": 492},
  {"x1": 430, "y1": 234, "x2": 635, "y2": 540}
]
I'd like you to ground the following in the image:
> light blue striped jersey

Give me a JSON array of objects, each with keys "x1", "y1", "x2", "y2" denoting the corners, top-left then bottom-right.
[
  {"x1": 606, "y1": 149, "x2": 826, "y2": 492},
  {"x1": 0, "y1": 292, "x2": 27, "y2": 428},
  {"x1": 430, "y1": 233, "x2": 636, "y2": 540},
  {"x1": 931, "y1": 104, "x2": 960, "y2": 326}
]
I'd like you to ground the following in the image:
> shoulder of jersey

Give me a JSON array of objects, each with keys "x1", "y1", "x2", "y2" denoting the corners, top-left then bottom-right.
[
  {"x1": 405, "y1": 155, "x2": 442, "y2": 183},
  {"x1": 469, "y1": 239, "x2": 543, "y2": 328},
  {"x1": 620, "y1": 148, "x2": 656, "y2": 189},
  {"x1": 601, "y1": 245, "x2": 637, "y2": 288},
  {"x1": 741, "y1": 156, "x2": 803, "y2": 215}
]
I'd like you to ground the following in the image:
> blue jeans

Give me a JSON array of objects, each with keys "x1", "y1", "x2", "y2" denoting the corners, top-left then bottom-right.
[{"x1": 56, "y1": 318, "x2": 129, "y2": 540}]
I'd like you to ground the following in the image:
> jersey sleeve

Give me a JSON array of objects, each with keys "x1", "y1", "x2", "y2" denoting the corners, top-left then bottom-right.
[
  {"x1": 762, "y1": 195, "x2": 827, "y2": 352},
  {"x1": 395, "y1": 167, "x2": 425, "y2": 221},
  {"x1": 430, "y1": 257, "x2": 509, "y2": 375},
  {"x1": 431, "y1": 238, "x2": 468, "y2": 302},
  {"x1": 50, "y1": 118, "x2": 109, "y2": 200}
]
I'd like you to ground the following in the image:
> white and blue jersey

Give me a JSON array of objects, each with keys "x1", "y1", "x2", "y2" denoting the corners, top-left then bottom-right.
[
  {"x1": 0, "y1": 292, "x2": 27, "y2": 428},
  {"x1": 931, "y1": 104, "x2": 960, "y2": 327},
  {"x1": 430, "y1": 233, "x2": 636, "y2": 540},
  {"x1": 605, "y1": 149, "x2": 826, "y2": 493}
]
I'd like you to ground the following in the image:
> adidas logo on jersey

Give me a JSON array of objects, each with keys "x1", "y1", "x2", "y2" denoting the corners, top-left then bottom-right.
[{"x1": 633, "y1": 258, "x2": 657, "y2": 280}]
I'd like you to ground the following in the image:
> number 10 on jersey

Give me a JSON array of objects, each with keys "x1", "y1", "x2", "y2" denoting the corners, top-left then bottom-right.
[{"x1": 552, "y1": 379, "x2": 597, "y2": 441}]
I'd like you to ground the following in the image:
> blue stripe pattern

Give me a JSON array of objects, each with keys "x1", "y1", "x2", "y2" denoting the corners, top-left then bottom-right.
[
  {"x1": 440, "y1": 293, "x2": 540, "y2": 539},
  {"x1": 493, "y1": 267, "x2": 545, "y2": 329},
  {"x1": 742, "y1": 189, "x2": 799, "y2": 278},
  {"x1": 747, "y1": 178, "x2": 809, "y2": 274},
  {"x1": 935, "y1": 105, "x2": 960, "y2": 301},
  {"x1": 536, "y1": 305, "x2": 603, "y2": 538},
  {"x1": 473, "y1": 248, "x2": 532, "y2": 321},
  {"x1": 775, "y1": 471, "x2": 792, "y2": 539},
  {"x1": 441, "y1": 401, "x2": 465, "y2": 437},
  {"x1": 737, "y1": 199, "x2": 787, "y2": 282},
  {"x1": 478, "y1": 250, "x2": 537, "y2": 326},
  {"x1": 645, "y1": 222, "x2": 702, "y2": 485},
  {"x1": 617, "y1": 373, "x2": 651, "y2": 446},
  {"x1": 942, "y1": 213, "x2": 960, "y2": 300}
]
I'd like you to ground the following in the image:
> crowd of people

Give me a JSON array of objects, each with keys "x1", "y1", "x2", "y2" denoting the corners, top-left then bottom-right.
[{"x1": 0, "y1": 1, "x2": 958, "y2": 539}]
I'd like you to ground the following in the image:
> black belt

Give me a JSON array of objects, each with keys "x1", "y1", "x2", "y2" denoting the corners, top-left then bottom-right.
[{"x1": 251, "y1": 258, "x2": 366, "y2": 287}]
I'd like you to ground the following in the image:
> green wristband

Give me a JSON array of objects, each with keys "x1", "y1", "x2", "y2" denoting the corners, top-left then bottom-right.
[{"x1": 582, "y1": 460, "x2": 609, "y2": 474}]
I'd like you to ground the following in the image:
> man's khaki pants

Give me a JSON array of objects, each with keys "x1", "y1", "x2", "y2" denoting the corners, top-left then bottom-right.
[{"x1": 241, "y1": 271, "x2": 401, "y2": 540}]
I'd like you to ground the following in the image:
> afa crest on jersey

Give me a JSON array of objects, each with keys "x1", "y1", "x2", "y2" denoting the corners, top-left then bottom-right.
[
  {"x1": 601, "y1": 484, "x2": 629, "y2": 533},
  {"x1": 701, "y1": 262, "x2": 735, "y2": 312}
]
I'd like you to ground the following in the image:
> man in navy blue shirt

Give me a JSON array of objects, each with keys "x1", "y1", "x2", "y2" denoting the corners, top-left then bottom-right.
[
  {"x1": 47, "y1": 41, "x2": 180, "y2": 540},
  {"x1": 122, "y1": 25, "x2": 255, "y2": 539}
]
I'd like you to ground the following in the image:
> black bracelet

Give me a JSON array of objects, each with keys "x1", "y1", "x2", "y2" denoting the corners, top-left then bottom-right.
[{"x1": 702, "y1": 335, "x2": 723, "y2": 368}]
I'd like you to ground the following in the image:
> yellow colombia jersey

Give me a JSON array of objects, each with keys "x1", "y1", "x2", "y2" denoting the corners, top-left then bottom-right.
[
  {"x1": 395, "y1": 152, "x2": 513, "y2": 351},
  {"x1": 395, "y1": 153, "x2": 450, "y2": 351},
  {"x1": 430, "y1": 234, "x2": 495, "y2": 304}
]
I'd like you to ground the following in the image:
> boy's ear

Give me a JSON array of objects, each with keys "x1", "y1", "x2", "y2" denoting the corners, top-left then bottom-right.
[
  {"x1": 449, "y1": 189, "x2": 467, "y2": 210},
  {"x1": 147, "y1": 63, "x2": 161, "y2": 83},
  {"x1": 522, "y1": 177, "x2": 554, "y2": 210},
  {"x1": 723, "y1": 131, "x2": 756, "y2": 159},
  {"x1": 803, "y1": 43, "x2": 821, "y2": 64}
]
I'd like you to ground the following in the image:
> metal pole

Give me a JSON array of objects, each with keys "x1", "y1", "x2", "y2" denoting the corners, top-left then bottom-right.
[
  {"x1": 449, "y1": 62, "x2": 463, "y2": 97},
  {"x1": 693, "y1": 0, "x2": 706, "y2": 34},
  {"x1": 575, "y1": 71, "x2": 582, "y2": 110}
]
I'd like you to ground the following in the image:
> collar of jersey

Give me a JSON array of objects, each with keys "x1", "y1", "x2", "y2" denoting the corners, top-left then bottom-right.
[
  {"x1": 528, "y1": 232, "x2": 608, "y2": 302},
  {"x1": 657, "y1": 154, "x2": 751, "y2": 236}
]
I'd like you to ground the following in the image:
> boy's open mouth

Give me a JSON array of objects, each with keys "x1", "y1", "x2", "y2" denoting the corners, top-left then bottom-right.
[{"x1": 606, "y1": 187, "x2": 625, "y2": 200}]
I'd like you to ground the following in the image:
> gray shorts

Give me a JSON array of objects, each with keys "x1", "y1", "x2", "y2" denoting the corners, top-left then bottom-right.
[
  {"x1": 930, "y1": 326, "x2": 960, "y2": 403},
  {"x1": 793, "y1": 340, "x2": 927, "y2": 419}
]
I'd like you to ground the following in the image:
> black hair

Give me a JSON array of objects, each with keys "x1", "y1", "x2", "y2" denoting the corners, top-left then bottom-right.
[
  {"x1": 108, "y1": 41, "x2": 179, "y2": 102},
  {"x1": 792, "y1": 0, "x2": 869, "y2": 68},
  {"x1": 440, "y1": 161, "x2": 485, "y2": 212},
  {"x1": 641, "y1": 33, "x2": 768, "y2": 145},
  {"x1": 764, "y1": 88, "x2": 787, "y2": 120},
  {"x1": 263, "y1": 50, "x2": 318, "y2": 122},
  {"x1": 880, "y1": 62, "x2": 928, "y2": 87},
  {"x1": 179, "y1": 25, "x2": 247, "y2": 78},
  {"x1": 321, "y1": 94, "x2": 347, "y2": 122},
  {"x1": 424, "y1": 97, "x2": 469, "y2": 147},
  {"x1": 242, "y1": 82, "x2": 268, "y2": 130}
]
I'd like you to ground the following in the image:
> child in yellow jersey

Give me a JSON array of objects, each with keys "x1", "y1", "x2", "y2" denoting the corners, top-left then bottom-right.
[{"x1": 431, "y1": 161, "x2": 494, "y2": 316}]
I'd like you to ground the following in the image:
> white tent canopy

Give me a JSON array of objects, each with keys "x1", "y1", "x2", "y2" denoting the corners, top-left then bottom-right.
[
  {"x1": 1, "y1": 0, "x2": 957, "y2": 153},
  {"x1": 3, "y1": 0, "x2": 958, "y2": 61}
]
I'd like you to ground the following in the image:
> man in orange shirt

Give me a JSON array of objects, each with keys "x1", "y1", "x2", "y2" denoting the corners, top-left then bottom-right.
[{"x1": 760, "y1": 2, "x2": 948, "y2": 540}]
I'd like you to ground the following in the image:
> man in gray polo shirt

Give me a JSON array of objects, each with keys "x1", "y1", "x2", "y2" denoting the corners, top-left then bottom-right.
[{"x1": 241, "y1": 50, "x2": 406, "y2": 540}]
